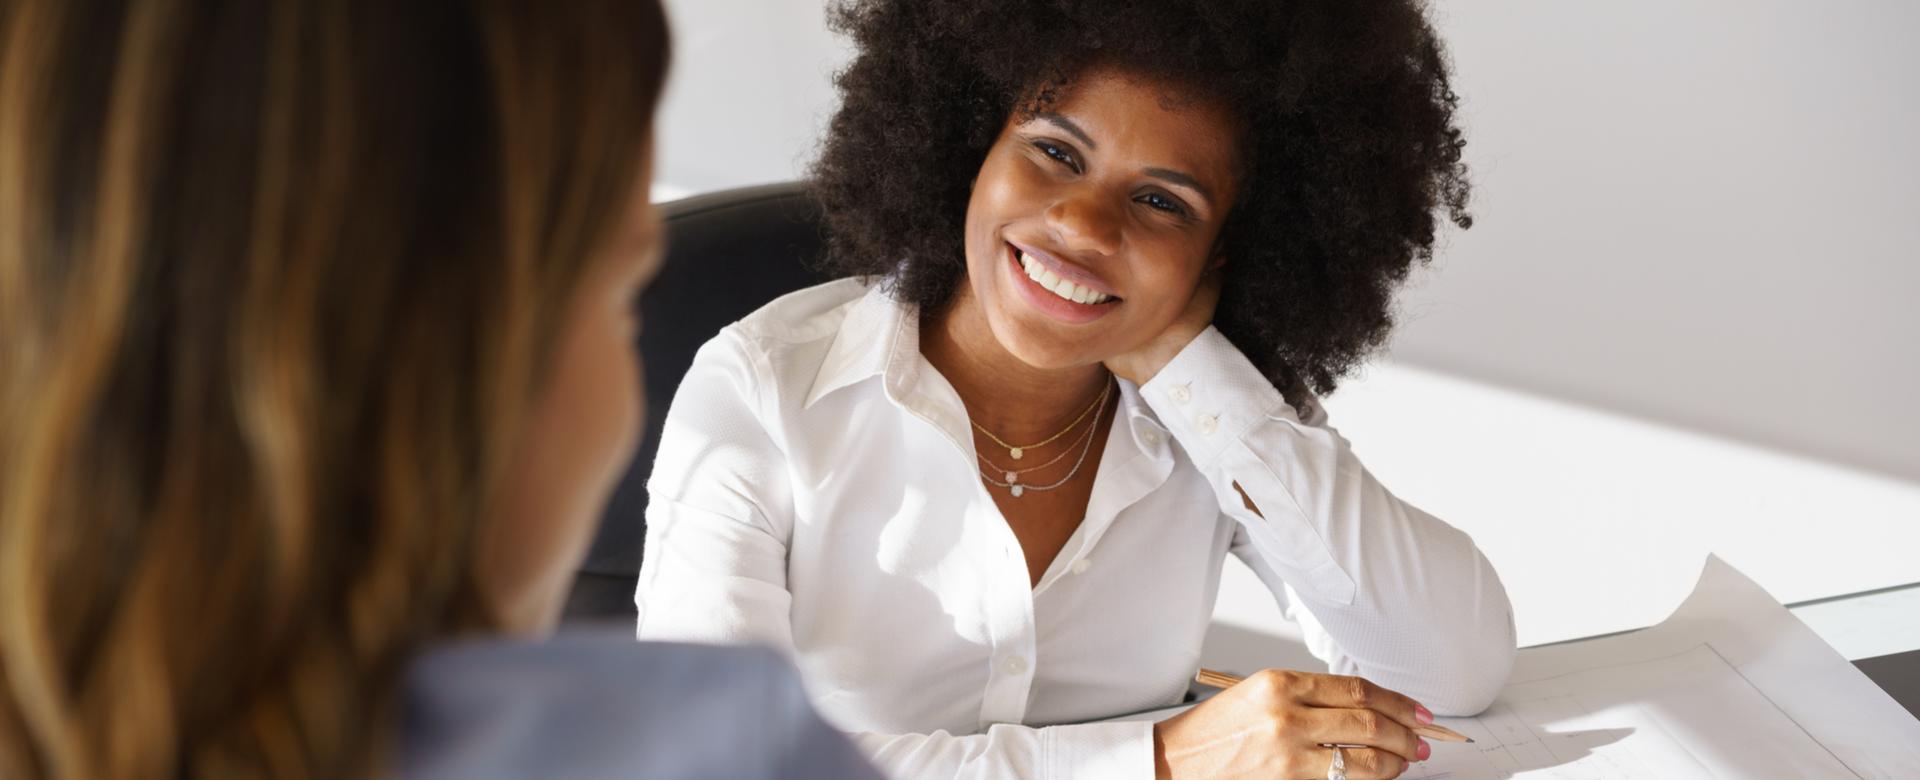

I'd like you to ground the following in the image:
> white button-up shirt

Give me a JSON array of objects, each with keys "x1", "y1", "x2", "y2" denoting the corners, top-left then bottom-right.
[{"x1": 636, "y1": 279, "x2": 1515, "y2": 779}]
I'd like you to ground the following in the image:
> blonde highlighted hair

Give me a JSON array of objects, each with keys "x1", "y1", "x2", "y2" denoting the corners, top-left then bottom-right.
[{"x1": 0, "y1": 1, "x2": 669, "y2": 776}]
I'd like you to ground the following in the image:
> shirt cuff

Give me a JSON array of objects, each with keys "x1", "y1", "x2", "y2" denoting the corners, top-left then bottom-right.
[
  {"x1": 1138, "y1": 327, "x2": 1294, "y2": 470},
  {"x1": 1042, "y1": 720, "x2": 1155, "y2": 780}
]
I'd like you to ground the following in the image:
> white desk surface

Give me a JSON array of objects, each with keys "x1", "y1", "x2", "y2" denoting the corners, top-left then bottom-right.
[{"x1": 1204, "y1": 361, "x2": 1920, "y2": 669}]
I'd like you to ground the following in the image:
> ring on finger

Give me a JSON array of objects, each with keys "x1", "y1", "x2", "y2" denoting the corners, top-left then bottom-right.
[{"x1": 1326, "y1": 745, "x2": 1346, "y2": 780}]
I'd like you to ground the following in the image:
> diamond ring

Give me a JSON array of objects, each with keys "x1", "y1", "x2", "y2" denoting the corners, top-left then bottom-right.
[{"x1": 1326, "y1": 745, "x2": 1347, "y2": 780}]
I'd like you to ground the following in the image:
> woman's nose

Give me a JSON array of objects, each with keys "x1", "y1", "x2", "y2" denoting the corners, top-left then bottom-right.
[{"x1": 1043, "y1": 193, "x2": 1122, "y2": 257}]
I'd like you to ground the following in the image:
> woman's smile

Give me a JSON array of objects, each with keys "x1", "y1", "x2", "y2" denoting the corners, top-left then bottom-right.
[{"x1": 1003, "y1": 240, "x2": 1121, "y2": 324}]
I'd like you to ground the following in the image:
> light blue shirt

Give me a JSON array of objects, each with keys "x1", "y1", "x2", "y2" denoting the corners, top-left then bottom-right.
[{"x1": 401, "y1": 629, "x2": 883, "y2": 779}]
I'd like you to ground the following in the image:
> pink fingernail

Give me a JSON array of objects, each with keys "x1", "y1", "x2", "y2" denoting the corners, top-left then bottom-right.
[
  {"x1": 1417, "y1": 739, "x2": 1432, "y2": 761},
  {"x1": 1415, "y1": 705, "x2": 1434, "y2": 724}
]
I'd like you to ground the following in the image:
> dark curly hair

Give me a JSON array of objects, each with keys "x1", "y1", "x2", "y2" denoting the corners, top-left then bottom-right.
[{"x1": 810, "y1": 0, "x2": 1471, "y2": 401}]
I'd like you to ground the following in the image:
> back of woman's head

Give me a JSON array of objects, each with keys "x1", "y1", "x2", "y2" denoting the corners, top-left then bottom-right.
[{"x1": 0, "y1": 1, "x2": 668, "y2": 776}]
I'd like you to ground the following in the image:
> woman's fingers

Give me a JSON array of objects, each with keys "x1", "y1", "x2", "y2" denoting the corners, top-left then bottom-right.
[
  {"x1": 1281, "y1": 672, "x2": 1428, "y2": 732},
  {"x1": 1306, "y1": 707, "x2": 1425, "y2": 764},
  {"x1": 1309, "y1": 745, "x2": 1408, "y2": 780}
]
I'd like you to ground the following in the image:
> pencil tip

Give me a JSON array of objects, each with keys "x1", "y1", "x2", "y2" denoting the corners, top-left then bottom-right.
[{"x1": 1465, "y1": 738, "x2": 1476, "y2": 743}]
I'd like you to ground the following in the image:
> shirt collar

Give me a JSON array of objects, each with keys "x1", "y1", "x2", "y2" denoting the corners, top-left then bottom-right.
[
  {"x1": 802, "y1": 280, "x2": 1173, "y2": 464},
  {"x1": 804, "y1": 281, "x2": 919, "y2": 409}
]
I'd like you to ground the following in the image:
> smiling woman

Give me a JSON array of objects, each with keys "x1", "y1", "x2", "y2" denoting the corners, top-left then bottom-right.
[
  {"x1": 635, "y1": 1, "x2": 1513, "y2": 779},
  {"x1": 814, "y1": 0, "x2": 1472, "y2": 406}
]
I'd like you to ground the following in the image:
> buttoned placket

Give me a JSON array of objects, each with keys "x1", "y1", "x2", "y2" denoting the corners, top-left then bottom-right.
[
  {"x1": 889, "y1": 353, "x2": 1192, "y2": 731},
  {"x1": 1031, "y1": 386, "x2": 1176, "y2": 598},
  {"x1": 883, "y1": 346, "x2": 1045, "y2": 729}
]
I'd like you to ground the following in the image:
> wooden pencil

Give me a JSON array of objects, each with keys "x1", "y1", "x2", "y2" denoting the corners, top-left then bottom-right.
[{"x1": 1194, "y1": 668, "x2": 1475, "y2": 743}]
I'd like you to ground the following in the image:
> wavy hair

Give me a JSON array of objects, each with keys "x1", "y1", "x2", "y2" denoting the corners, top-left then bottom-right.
[{"x1": 0, "y1": 1, "x2": 667, "y2": 776}]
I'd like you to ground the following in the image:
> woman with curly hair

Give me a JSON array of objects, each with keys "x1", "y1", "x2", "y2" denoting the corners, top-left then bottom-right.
[{"x1": 638, "y1": 0, "x2": 1516, "y2": 777}]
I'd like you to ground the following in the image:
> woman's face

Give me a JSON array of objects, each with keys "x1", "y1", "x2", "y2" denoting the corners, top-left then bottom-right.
[
  {"x1": 962, "y1": 65, "x2": 1241, "y2": 370},
  {"x1": 480, "y1": 157, "x2": 663, "y2": 635}
]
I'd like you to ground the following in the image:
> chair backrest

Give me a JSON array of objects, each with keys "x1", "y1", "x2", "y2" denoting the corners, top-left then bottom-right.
[{"x1": 562, "y1": 181, "x2": 832, "y2": 623}]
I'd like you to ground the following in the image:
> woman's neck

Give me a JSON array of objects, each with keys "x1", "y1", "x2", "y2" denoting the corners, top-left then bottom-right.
[{"x1": 920, "y1": 286, "x2": 1111, "y2": 443}]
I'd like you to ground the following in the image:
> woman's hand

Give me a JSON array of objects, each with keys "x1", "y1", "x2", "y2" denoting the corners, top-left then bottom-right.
[
  {"x1": 1153, "y1": 669, "x2": 1434, "y2": 779},
  {"x1": 1104, "y1": 269, "x2": 1222, "y2": 386}
]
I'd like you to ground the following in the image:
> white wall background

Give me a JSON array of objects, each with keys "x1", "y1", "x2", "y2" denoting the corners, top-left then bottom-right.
[
  {"x1": 652, "y1": 0, "x2": 1920, "y2": 644},
  {"x1": 1403, "y1": 2, "x2": 1920, "y2": 485},
  {"x1": 652, "y1": 2, "x2": 848, "y2": 200}
]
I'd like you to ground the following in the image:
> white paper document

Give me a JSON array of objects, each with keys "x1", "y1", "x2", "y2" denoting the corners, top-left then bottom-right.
[
  {"x1": 1114, "y1": 555, "x2": 1920, "y2": 777},
  {"x1": 1416, "y1": 645, "x2": 1850, "y2": 778},
  {"x1": 1401, "y1": 555, "x2": 1920, "y2": 778}
]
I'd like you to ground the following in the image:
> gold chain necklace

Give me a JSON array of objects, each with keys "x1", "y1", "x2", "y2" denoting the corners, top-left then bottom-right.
[
  {"x1": 977, "y1": 397, "x2": 1108, "y2": 498},
  {"x1": 970, "y1": 379, "x2": 1110, "y2": 460},
  {"x1": 976, "y1": 392, "x2": 1106, "y2": 483}
]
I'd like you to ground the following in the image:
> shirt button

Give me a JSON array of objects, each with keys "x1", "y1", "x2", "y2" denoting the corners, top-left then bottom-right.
[
  {"x1": 1197, "y1": 414, "x2": 1219, "y2": 435},
  {"x1": 1070, "y1": 558, "x2": 1091, "y2": 575},
  {"x1": 1003, "y1": 655, "x2": 1028, "y2": 675},
  {"x1": 1142, "y1": 430, "x2": 1163, "y2": 446},
  {"x1": 1170, "y1": 383, "x2": 1192, "y2": 404}
]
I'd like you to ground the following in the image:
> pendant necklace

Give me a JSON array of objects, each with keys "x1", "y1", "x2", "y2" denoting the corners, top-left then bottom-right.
[
  {"x1": 975, "y1": 385, "x2": 1109, "y2": 498},
  {"x1": 977, "y1": 401, "x2": 1104, "y2": 487},
  {"x1": 969, "y1": 379, "x2": 1108, "y2": 461}
]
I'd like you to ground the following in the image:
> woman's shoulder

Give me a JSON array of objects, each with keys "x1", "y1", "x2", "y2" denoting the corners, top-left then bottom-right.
[
  {"x1": 698, "y1": 276, "x2": 909, "y2": 404},
  {"x1": 729, "y1": 276, "x2": 876, "y2": 346},
  {"x1": 399, "y1": 629, "x2": 880, "y2": 779}
]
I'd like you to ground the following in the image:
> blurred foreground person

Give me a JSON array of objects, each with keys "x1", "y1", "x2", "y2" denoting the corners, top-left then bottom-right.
[{"x1": 0, "y1": 2, "x2": 880, "y2": 778}]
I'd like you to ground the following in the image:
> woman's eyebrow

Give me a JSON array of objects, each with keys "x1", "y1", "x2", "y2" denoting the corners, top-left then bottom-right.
[
  {"x1": 1144, "y1": 167, "x2": 1213, "y2": 208},
  {"x1": 1035, "y1": 112, "x2": 1097, "y2": 150},
  {"x1": 1033, "y1": 112, "x2": 1214, "y2": 208}
]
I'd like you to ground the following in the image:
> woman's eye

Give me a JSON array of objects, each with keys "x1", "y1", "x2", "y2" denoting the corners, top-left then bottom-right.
[
  {"x1": 1139, "y1": 192, "x2": 1187, "y2": 217},
  {"x1": 1033, "y1": 140, "x2": 1079, "y2": 172}
]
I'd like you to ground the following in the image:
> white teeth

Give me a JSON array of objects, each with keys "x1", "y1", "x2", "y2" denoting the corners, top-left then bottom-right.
[{"x1": 1018, "y1": 250, "x2": 1111, "y2": 305}]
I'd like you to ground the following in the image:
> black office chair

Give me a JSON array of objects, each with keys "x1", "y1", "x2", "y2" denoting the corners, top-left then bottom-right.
[{"x1": 562, "y1": 182, "x2": 833, "y2": 623}]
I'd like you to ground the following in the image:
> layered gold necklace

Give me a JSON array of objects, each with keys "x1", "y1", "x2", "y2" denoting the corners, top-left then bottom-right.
[
  {"x1": 972, "y1": 380, "x2": 1111, "y2": 498},
  {"x1": 970, "y1": 381, "x2": 1108, "y2": 460}
]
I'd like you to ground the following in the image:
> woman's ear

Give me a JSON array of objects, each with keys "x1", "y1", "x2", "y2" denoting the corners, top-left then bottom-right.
[{"x1": 1207, "y1": 252, "x2": 1228, "y2": 272}]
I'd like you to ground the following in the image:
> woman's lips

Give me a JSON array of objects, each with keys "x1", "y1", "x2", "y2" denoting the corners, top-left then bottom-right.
[
  {"x1": 1004, "y1": 242, "x2": 1118, "y2": 325},
  {"x1": 1008, "y1": 241, "x2": 1119, "y2": 298}
]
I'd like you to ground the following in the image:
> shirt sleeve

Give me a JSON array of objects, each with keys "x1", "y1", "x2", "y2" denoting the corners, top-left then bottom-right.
[
  {"x1": 754, "y1": 648, "x2": 895, "y2": 780},
  {"x1": 850, "y1": 721, "x2": 1154, "y2": 780},
  {"x1": 635, "y1": 330, "x2": 1158, "y2": 780},
  {"x1": 635, "y1": 327, "x2": 799, "y2": 651},
  {"x1": 1141, "y1": 327, "x2": 1516, "y2": 716}
]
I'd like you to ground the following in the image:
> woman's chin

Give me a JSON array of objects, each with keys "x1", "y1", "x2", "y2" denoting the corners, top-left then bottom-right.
[
  {"x1": 990, "y1": 319, "x2": 1114, "y2": 373},
  {"x1": 968, "y1": 275, "x2": 1123, "y2": 373}
]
